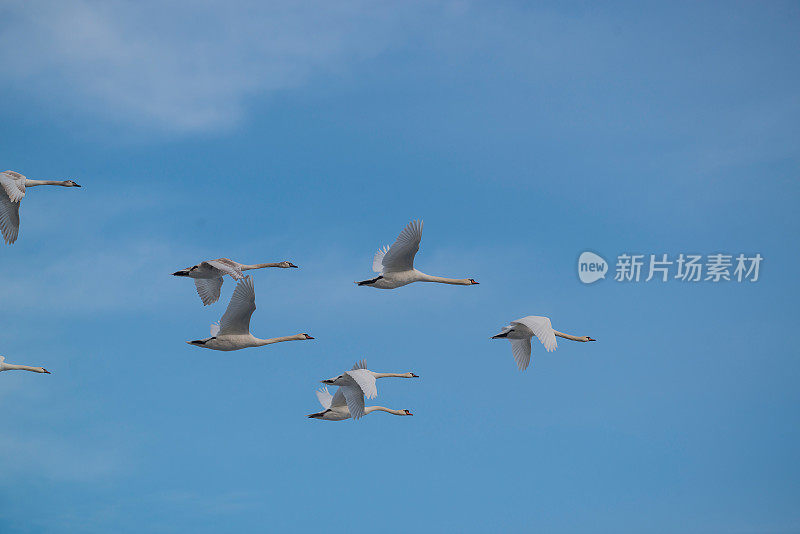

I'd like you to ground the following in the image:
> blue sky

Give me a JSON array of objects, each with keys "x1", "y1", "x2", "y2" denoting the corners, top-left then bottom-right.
[{"x1": 1, "y1": 1, "x2": 799, "y2": 532}]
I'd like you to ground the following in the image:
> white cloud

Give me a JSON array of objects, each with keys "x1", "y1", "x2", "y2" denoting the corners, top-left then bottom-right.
[{"x1": 0, "y1": 0, "x2": 415, "y2": 132}]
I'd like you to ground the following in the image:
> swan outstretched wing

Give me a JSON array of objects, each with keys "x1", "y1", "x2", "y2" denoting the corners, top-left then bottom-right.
[
  {"x1": 316, "y1": 387, "x2": 333, "y2": 409},
  {"x1": 194, "y1": 277, "x2": 224, "y2": 306},
  {"x1": 340, "y1": 385, "x2": 365, "y2": 419},
  {"x1": 513, "y1": 316, "x2": 557, "y2": 352},
  {"x1": 329, "y1": 387, "x2": 347, "y2": 408},
  {"x1": 0, "y1": 192, "x2": 21, "y2": 244},
  {"x1": 0, "y1": 172, "x2": 26, "y2": 202},
  {"x1": 206, "y1": 259, "x2": 244, "y2": 280},
  {"x1": 510, "y1": 338, "x2": 532, "y2": 371},
  {"x1": 218, "y1": 276, "x2": 256, "y2": 336},
  {"x1": 351, "y1": 359, "x2": 367, "y2": 371},
  {"x1": 380, "y1": 220, "x2": 423, "y2": 273},
  {"x1": 372, "y1": 246, "x2": 390, "y2": 273},
  {"x1": 210, "y1": 322, "x2": 220, "y2": 337},
  {"x1": 344, "y1": 369, "x2": 378, "y2": 399}
]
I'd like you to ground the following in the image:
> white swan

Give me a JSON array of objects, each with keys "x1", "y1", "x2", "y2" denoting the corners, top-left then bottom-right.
[
  {"x1": 491, "y1": 316, "x2": 595, "y2": 371},
  {"x1": 307, "y1": 386, "x2": 413, "y2": 421},
  {"x1": 0, "y1": 355, "x2": 50, "y2": 374},
  {"x1": 187, "y1": 275, "x2": 313, "y2": 351},
  {"x1": 0, "y1": 170, "x2": 81, "y2": 244},
  {"x1": 320, "y1": 360, "x2": 418, "y2": 419},
  {"x1": 173, "y1": 258, "x2": 298, "y2": 305},
  {"x1": 356, "y1": 220, "x2": 479, "y2": 289}
]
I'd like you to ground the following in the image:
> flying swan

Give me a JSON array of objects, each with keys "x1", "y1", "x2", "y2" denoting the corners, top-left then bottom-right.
[
  {"x1": 307, "y1": 386, "x2": 413, "y2": 421},
  {"x1": 319, "y1": 359, "x2": 418, "y2": 419},
  {"x1": 356, "y1": 220, "x2": 479, "y2": 289},
  {"x1": 491, "y1": 315, "x2": 595, "y2": 371},
  {"x1": 0, "y1": 355, "x2": 51, "y2": 374},
  {"x1": 187, "y1": 275, "x2": 313, "y2": 351},
  {"x1": 173, "y1": 258, "x2": 298, "y2": 305},
  {"x1": 0, "y1": 170, "x2": 81, "y2": 244}
]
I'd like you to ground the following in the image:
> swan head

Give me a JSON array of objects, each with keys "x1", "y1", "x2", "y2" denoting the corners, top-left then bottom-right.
[
  {"x1": 584, "y1": 336, "x2": 596, "y2": 342},
  {"x1": 300, "y1": 333, "x2": 314, "y2": 340},
  {"x1": 468, "y1": 279, "x2": 479, "y2": 285},
  {"x1": 39, "y1": 367, "x2": 51, "y2": 374},
  {"x1": 279, "y1": 261, "x2": 299, "y2": 268},
  {"x1": 402, "y1": 409, "x2": 413, "y2": 416},
  {"x1": 63, "y1": 179, "x2": 81, "y2": 187},
  {"x1": 172, "y1": 267, "x2": 192, "y2": 276},
  {"x1": 407, "y1": 372, "x2": 419, "y2": 378}
]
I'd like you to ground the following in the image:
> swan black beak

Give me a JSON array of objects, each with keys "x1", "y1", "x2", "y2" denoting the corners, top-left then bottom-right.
[
  {"x1": 289, "y1": 263, "x2": 299, "y2": 268},
  {"x1": 172, "y1": 271, "x2": 188, "y2": 276},
  {"x1": 491, "y1": 332, "x2": 508, "y2": 339},
  {"x1": 411, "y1": 373, "x2": 419, "y2": 377},
  {"x1": 43, "y1": 369, "x2": 51, "y2": 374},
  {"x1": 588, "y1": 337, "x2": 597, "y2": 342}
]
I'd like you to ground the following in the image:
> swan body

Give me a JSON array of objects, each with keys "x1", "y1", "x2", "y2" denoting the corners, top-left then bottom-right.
[
  {"x1": 0, "y1": 170, "x2": 81, "y2": 244},
  {"x1": 173, "y1": 258, "x2": 298, "y2": 305},
  {"x1": 307, "y1": 386, "x2": 413, "y2": 421},
  {"x1": 491, "y1": 315, "x2": 595, "y2": 371},
  {"x1": 187, "y1": 275, "x2": 313, "y2": 351},
  {"x1": 356, "y1": 220, "x2": 478, "y2": 289},
  {"x1": 0, "y1": 355, "x2": 50, "y2": 374},
  {"x1": 319, "y1": 360, "x2": 418, "y2": 419}
]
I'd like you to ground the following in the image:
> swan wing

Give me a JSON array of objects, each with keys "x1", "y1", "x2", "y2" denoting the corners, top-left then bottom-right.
[
  {"x1": 316, "y1": 387, "x2": 333, "y2": 409},
  {"x1": 210, "y1": 322, "x2": 220, "y2": 337},
  {"x1": 0, "y1": 172, "x2": 26, "y2": 202},
  {"x1": 372, "y1": 245, "x2": 390, "y2": 273},
  {"x1": 206, "y1": 259, "x2": 244, "y2": 280},
  {"x1": 351, "y1": 359, "x2": 367, "y2": 371},
  {"x1": 330, "y1": 387, "x2": 347, "y2": 408},
  {"x1": 194, "y1": 277, "x2": 224, "y2": 306},
  {"x1": 218, "y1": 275, "x2": 256, "y2": 336},
  {"x1": 340, "y1": 385, "x2": 365, "y2": 420},
  {"x1": 512, "y1": 316, "x2": 557, "y2": 352},
  {"x1": 345, "y1": 369, "x2": 378, "y2": 399},
  {"x1": 0, "y1": 191, "x2": 21, "y2": 244},
  {"x1": 510, "y1": 338, "x2": 532, "y2": 371},
  {"x1": 380, "y1": 220, "x2": 423, "y2": 273}
]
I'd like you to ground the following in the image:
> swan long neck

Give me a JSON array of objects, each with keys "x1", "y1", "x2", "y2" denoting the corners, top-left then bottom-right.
[
  {"x1": 254, "y1": 334, "x2": 305, "y2": 346},
  {"x1": 240, "y1": 263, "x2": 283, "y2": 270},
  {"x1": 364, "y1": 406, "x2": 406, "y2": 416},
  {"x1": 24, "y1": 179, "x2": 70, "y2": 187},
  {"x1": 416, "y1": 272, "x2": 473, "y2": 285},
  {"x1": 553, "y1": 330, "x2": 588, "y2": 342},
  {"x1": 3, "y1": 364, "x2": 45, "y2": 373},
  {"x1": 372, "y1": 372, "x2": 413, "y2": 379}
]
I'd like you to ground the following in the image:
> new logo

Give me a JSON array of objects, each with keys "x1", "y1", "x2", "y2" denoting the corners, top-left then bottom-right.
[{"x1": 578, "y1": 251, "x2": 607, "y2": 284}]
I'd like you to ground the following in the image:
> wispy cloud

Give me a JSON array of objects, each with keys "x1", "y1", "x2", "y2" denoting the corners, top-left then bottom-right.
[
  {"x1": 0, "y1": 433, "x2": 122, "y2": 482},
  {"x1": 0, "y1": 237, "x2": 197, "y2": 314},
  {"x1": 0, "y1": 0, "x2": 416, "y2": 133}
]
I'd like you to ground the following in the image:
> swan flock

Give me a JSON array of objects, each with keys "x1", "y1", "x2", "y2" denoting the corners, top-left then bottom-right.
[{"x1": 2, "y1": 185, "x2": 596, "y2": 420}]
